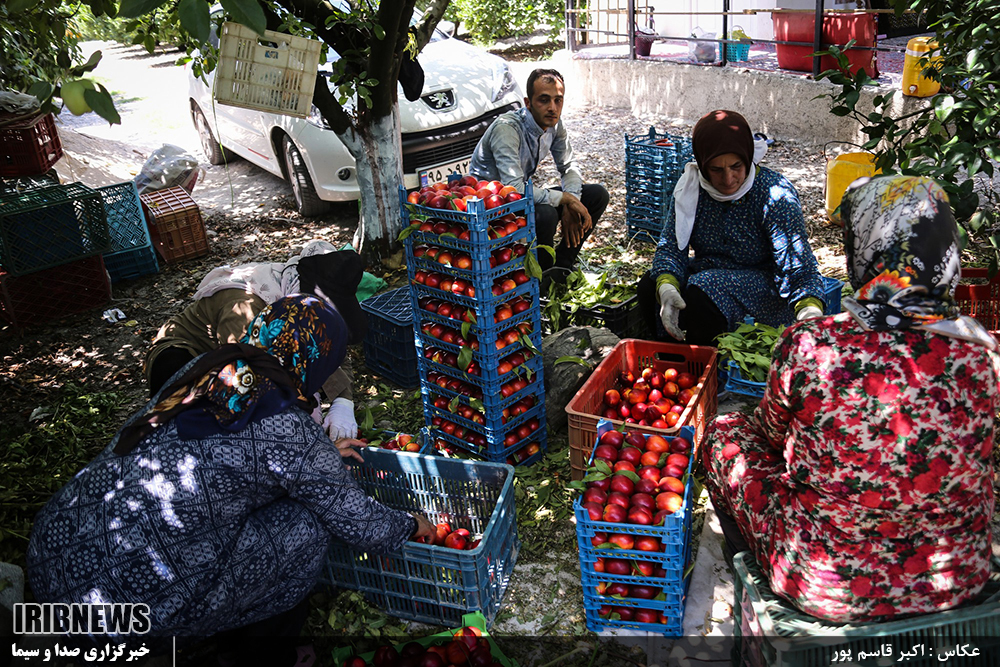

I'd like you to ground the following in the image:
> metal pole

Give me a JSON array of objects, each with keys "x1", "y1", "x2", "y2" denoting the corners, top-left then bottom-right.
[
  {"x1": 722, "y1": 0, "x2": 730, "y2": 65},
  {"x1": 628, "y1": 0, "x2": 636, "y2": 60},
  {"x1": 813, "y1": 0, "x2": 824, "y2": 76},
  {"x1": 566, "y1": 0, "x2": 576, "y2": 51}
]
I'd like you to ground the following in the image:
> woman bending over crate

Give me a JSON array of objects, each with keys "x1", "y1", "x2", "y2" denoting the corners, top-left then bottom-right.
[
  {"x1": 702, "y1": 175, "x2": 999, "y2": 622},
  {"x1": 637, "y1": 109, "x2": 827, "y2": 344},
  {"x1": 145, "y1": 240, "x2": 366, "y2": 442},
  {"x1": 26, "y1": 295, "x2": 435, "y2": 662}
]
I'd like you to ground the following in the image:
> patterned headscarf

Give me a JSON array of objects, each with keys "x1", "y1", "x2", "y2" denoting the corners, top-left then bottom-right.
[
  {"x1": 115, "y1": 295, "x2": 347, "y2": 453},
  {"x1": 840, "y1": 175, "x2": 961, "y2": 329}
]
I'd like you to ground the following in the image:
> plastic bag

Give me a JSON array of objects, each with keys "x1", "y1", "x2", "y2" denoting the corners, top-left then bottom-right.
[
  {"x1": 689, "y1": 26, "x2": 717, "y2": 63},
  {"x1": 0, "y1": 90, "x2": 41, "y2": 115},
  {"x1": 133, "y1": 144, "x2": 203, "y2": 195}
]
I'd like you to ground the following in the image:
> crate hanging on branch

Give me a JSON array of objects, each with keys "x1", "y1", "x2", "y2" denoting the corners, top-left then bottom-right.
[{"x1": 214, "y1": 22, "x2": 322, "y2": 119}]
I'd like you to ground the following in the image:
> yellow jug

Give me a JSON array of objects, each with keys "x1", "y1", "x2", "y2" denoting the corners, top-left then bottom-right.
[
  {"x1": 825, "y1": 151, "x2": 879, "y2": 224},
  {"x1": 902, "y1": 37, "x2": 941, "y2": 98}
]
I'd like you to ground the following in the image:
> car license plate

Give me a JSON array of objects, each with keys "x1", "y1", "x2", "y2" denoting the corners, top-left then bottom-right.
[{"x1": 419, "y1": 157, "x2": 471, "y2": 188}]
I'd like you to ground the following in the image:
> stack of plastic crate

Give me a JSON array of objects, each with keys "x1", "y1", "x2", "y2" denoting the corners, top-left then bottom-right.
[
  {"x1": 402, "y1": 180, "x2": 547, "y2": 466},
  {"x1": 359, "y1": 287, "x2": 420, "y2": 389},
  {"x1": 575, "y1": 419, "x2": 695, "y2": 635},
  {"x1": 139, "y1": 186, "x2": 210, "y2": 263},
  {"x1": 0, "y1": 182, "x2": 112, "y2": 329},
  {"x1": 625, "y1": 127, "x2": 693, "y2": 243},
  {"x1": 0, "y1": 112, "x2": 63, "y2": 179}
]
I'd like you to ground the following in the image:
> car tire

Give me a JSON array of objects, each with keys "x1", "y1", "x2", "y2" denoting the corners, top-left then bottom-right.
[
  {"x1": 193, "y1": 105, "x2": 231, "y2": 166},
  {"x1": 282, "y1": 135, "x2": 330, "y2": 217}
]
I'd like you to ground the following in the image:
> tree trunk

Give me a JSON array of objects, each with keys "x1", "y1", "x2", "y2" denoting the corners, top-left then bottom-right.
[{"x1": 347, "y1": 108, "x2": 405, "y2": 264}]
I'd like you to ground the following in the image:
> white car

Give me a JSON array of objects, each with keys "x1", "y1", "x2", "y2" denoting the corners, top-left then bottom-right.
[{"x1": 188, "y1": 16, "x2": 522, "y2": 216}]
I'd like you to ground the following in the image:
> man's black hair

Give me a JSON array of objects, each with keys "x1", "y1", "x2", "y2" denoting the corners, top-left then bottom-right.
[{"x1": 526, "y1": 68, "x2": 565, "y2": 100}]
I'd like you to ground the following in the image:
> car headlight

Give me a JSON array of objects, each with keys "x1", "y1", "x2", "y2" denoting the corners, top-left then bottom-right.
[
  {"x1": 492, "y1": 63, "x2": 517, "y2": 103},
  {"x1": 306, "y1": 104, "x2": 330, "y2": 129}
]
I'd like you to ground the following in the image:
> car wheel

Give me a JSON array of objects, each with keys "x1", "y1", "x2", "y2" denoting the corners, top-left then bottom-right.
[
  {"x1": 193, "y1": 105, "x2": 231, "y2": 165},
  {"x1": 282, "y1": 135, "x2": 330, "y2": 217}
]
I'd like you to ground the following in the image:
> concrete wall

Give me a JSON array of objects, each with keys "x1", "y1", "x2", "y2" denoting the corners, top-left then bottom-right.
[{"x1": 554, "y1": 51, "x2": 922, "y2": 146}]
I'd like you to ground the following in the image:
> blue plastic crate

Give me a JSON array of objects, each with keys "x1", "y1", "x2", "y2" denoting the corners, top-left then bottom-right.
[
  {"x1": 625, "y1": 129, "x2": 692, "y2": 245},
  {"x1": 361, "y1": 429, "x2": 432, "y2": 455},
  {"x1": 102, "y1": 243, "x2": 159, "y2": 283},
  {"x1": 360, "y1": 287, "x2": 420, "y2": 389},
  {"x1": 727, "y1": 42, "x2": 752, "y2": 61},
  {"x1": 724, "y1": 361, "x2": 767, "y2": 399},
  {"x1": 321, "y1": 450, "x2": 519, "y2": 628},
  {"x1": 96, "y1": 182, "x2": 152, "y2": 253},
  {"x1": 0, "y1": 170, "x2": 59, "y2": 196},
  {"x1": 411, "y1": 286, "x2": 541, "y2": 346},
  {"x1": 415, "y1": 322, "x2": 542, "y2": 378},
  {"x1": 417, "y1": 352, "x2": 544, "y2": 403},
  {"x1": 425, "y1": 397, "x2": 547, "y2": 465}
]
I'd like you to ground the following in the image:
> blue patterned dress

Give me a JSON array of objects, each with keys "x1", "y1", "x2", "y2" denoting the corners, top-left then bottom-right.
[
  {"x1": 651, "y1": 166, "x2": 824, "y2": 327},
  {"x1": 26, "y1": 385, "x2": 414, "y2": 637}
]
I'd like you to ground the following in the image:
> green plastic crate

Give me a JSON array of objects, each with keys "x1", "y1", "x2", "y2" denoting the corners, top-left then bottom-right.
[
  {"x1": 330, "y1": 611, "x2": 518, "y2": 666},
  {"x1": 733, "y1": 551, "x2": 1000, "y2": 667}
]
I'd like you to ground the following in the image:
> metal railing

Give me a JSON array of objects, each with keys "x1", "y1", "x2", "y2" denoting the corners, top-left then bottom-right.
[{"x1": 565, "y1": 0, "x2": 924, "y2": 75}]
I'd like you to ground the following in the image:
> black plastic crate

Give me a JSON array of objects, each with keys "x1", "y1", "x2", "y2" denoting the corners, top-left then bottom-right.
[
  {"x1": 361, "y1": 287, "x2": 420, "y2": 388},
  {"x1": 541, "y1": 290, "x2": 644, "y2": 338}
]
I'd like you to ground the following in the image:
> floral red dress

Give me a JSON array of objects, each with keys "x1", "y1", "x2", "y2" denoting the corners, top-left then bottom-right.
[{"x1": 703, "y1": 312, "x2": 998, "y2": 622}]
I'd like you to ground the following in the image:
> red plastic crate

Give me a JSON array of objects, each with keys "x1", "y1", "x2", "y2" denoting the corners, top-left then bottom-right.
[
  {"x1": 955, "y1": 267, "x2": 1000, "y2": 337},
  {"x1": 139, "y1": 186, "x2": 209, "y2": 263},
  {"x1": 0, "y1": 113, "x2": 63, "y2": 178},
  {"x1": 565, "y1": 339, "x2": 718, "y2": 480},
  {"x1": 0, "y1": 254, "x2": 111, "y2": 329}
]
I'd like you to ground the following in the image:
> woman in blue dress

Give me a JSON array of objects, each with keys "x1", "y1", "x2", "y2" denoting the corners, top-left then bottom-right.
[
  {"x1": 638, "y1": 110, "x2": 826, "y2": 344},
  {"x1": 26, "y1": 294, "x2": 434, "y2": 664}
]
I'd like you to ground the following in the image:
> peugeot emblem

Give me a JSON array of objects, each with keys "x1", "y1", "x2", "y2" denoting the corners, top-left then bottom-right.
[{"x1": 422, "y1": 89, "x2": 456, "y2": 111}]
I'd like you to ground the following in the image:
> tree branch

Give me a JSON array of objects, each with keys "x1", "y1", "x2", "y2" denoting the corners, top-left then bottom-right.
[
  {"x1": 367, "y1": 0, "x2": 417, "y2": 117},
  {"x1": 413, "y1": 0, "x2": 450, "y2": 51}
]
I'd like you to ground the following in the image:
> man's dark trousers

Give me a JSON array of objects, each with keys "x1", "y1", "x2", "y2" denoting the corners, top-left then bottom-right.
[{"x1": 534, "y1": 183, "x2": 609, "y2": 272}]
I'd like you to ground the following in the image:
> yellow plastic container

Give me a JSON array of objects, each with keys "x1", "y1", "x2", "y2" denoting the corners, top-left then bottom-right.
[
  {"x1": 825, "y1": 152, "x2": 879, "y2": 223},
  {"x1": 902, "y1": 37, "x2": 941, "y2": 97}
]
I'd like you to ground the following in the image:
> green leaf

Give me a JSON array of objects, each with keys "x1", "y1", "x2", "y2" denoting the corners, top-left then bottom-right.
[
  {"x1": 594, "y1": 459, "x2": 612, "y2": 475},
  {"x1": 613, "y1": 469, "x2": 641, "y2": 483},
  {"x1": 118, "y1": 0, "x2": 170, "y2": 19},
  {"x1": 85, "y1": 87, "x2": 121, "y2": 125},
  {"x1": 457, "y1": 346, "x2": 473, "y2": 373},
  {"x1": 581, "y1": 470, "x2": 607, "y2": 483},
  {"x1": 360, "y1": 407, "x2": 374, "y2": 431},
  {"x1": 396, "y1": 225, "x2": 416, "y2": 242},
  {"x1": 220, "y1": 0, "x2": 267, "y2": 36},
  {"x1": 555, "y1": 356, "x2": 590, "y2": 367},
  {"x1": 26, "y1": 81, "x2": 53, "y2": 105},
  {"x1": 70, "y1": 50, "x2": 103, "y2": 76},
  {"x1": 460, "y1": 321, "x2": 471, "y2": 339},
  {"x1": 5, "y1": 0, "x2": 39, "y2": 12},
  {"x1": 448, "y1": 395, "x2": 461, "y2": 413},
  {"x1": 470, "y1": 398, "x2": 484, "y2": 412},
  {"x1": 524, "y1": 251, "x2": 542, "y2": 280},
  {"x1": 178, "y1": 0, "x2": 212, "y2": 44}
]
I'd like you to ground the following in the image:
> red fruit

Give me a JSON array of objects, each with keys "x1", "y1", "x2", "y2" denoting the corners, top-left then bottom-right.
[
  {"x1": 656, "y1": 491, "x2": 683, "y2": 513},
  {"x1": 635, "y1": 535, "x2": 662, "y2": 552},
  {"x1": 484, "y1": 194, "x2": 504, "y2": 209},
  {"x1": 607, "y1": 491, "x2": 631, "y2": 509},
  {"x1": 634, "y1": 561, "x2": 655, "y2": 577},
  {"x1": 583, "y1": 502, "x2": 604, "y2": 521},
  {"x1": 645, "y1": 435, "x2": 670, "y2": 454},
  {"x1": 653, "y1": 509, "x2": 671, "y2": 526},
  {"x1": 373, "y1": 646, "x2": 399, "y2": 667},
  {"x1": 667, "y1": 453, "x2": 689, "y2": 469},
  {"x1": 635, "y1": 478, "x2": 658, "y2": 495},
  {"x1": 645, "y1": 404, "x2": 662, "y2": 422},
  {"x1": 469, "y1": 647, "x2": 494, "y2": 667},
  {"x1": 663, "y1": 368, "x2": 679, "y2": 382},
  {"x1": 582, "y1": 488, "x2": 608, "y2": 505},
  {"x1": 615, "y1": 606, "x2": 634, "y2": 621},
  {"x1": 631, "y1": 586, "x2": 658, "y2": 600},
  {"x1": 669, "y1": 437, "x2": 690, "y2": 454},
  {"x1": 638, "y1": 466, "x2": 661, "y2": 483},
  {"x1": 419, "y1": 651, "x2": 446, "y2": 667},
  {"x1": 599, "y1": 430, "x2": 625, "y2": 448},
  {"x1": 618, "y1": 403, "x2": 631, "y2": 419},
  {"x1": 663, "y1": 381, "x2": 680, "y2": 398},
  {"x1": 607, "y1": 582, "x2": 630, "y2": 597},
  {"x1": 587, "y1": 477, "x2": 611, "y2": 492},
  {"x1": 658, "y1": 477, "x2": 685, "y2": 494},
  {"x1": 593, "y1": 444, "x2": 618, "y2": 462},
  {"x1": 603, "y1": 504, "x2": 627, "y2": 523},
  {"x1": 605, "y1": 558, "x2": 631, "y2": 575},
  {"x1": 677, "y1": 372, "x2": 696, "y2": 389},
  {"x1": 624, "y1": 432, "x2": 647, "y2": 449},
  {"x1": 613, "y1": 460, "x2": 636, "y2": 474},
  {"x1": 630, "y1": 493, "x2": 655, "y2": 512},
  {"x1": 679, "y1": 388, "x2": 697, "y2": 405},
  {"x1": 620, "y1": 371, "x2": 635, "y2": 386},
  {"x1": 663, "y1": 463, "x2": 686, "y2": 479},
  {"x1": 446, "y1": 641, "x2": 472, "y2": 665},
  {"x1": 609, "y1": 533, "x2": 634, "y2": 550},
  {"x1": 609, "y1": 474, "x2": 634, "y2": 496},
  {"x1": 444, "y1": 531, "x2": 468, "y2": 550},
  {"x1": 634, "y1": 608, "x2": 659, "y2": 624},
  {"x1": 618, "y1": 446, "x2": 642, "y2": 466},
  {"x1": 627, "y1": 506, "x2": 653, "y2": 525},
  {"x1": 640, "y1": 450, "x2": 663, "y2": 468},
  {"x1": 590, "y1": 531, "x2": 608, "y2": 547}
]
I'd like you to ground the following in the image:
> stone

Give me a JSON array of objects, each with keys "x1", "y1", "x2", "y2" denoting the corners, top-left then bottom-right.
[{"x1": 542, "y1": 326, "x2": 620, "y2": 432}]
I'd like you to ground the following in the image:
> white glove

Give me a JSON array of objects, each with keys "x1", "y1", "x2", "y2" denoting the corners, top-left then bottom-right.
[
  {"x1": 310, "y1": 393, "x2": 324, "y2": 425},
  {"x1": 657, "y1": 283, "x2": 687, "y2": 341},
  {"x1": 796, "y1": 305, "x2": 824, "y2": 322},
  {"x1": 323, "y1": 397, "x2": 358, "y2": 441}
]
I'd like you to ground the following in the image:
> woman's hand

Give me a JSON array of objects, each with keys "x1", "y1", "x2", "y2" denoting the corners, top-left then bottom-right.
[
  {"x1": 409, "y1": 512, "x2": 436, "y2": 540},
  {"x1": 333, "y1": 437, "x2": 365, "y2": 463}
]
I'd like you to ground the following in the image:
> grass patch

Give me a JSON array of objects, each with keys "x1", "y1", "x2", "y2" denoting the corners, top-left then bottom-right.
[{"x1": 0, "y1": 383, "x2": 121, "y2": 568}]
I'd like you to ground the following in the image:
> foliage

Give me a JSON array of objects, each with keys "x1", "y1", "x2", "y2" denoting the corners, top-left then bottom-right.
[
  {"x1": 449, "y1": 0, "x2": 564, "y2": 45},
  {"x1": 713, "y1": 321, "x2": 785, "y2": 382},
  {"x1": 0, "y1": 384, "x2": 122, "y2": 567},
  {"x1": 542, "y1": 268, "x2": 636, "y2": 332},
  {"x1": 0, "y1": 0, "x2": 120, "y2": 124},
  {"x1": 815, "y1": 0, "x2": 1000, "y2": 270},
  {"x1": 513, "y1": 435, "x2": 578, "y2": 561}
]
